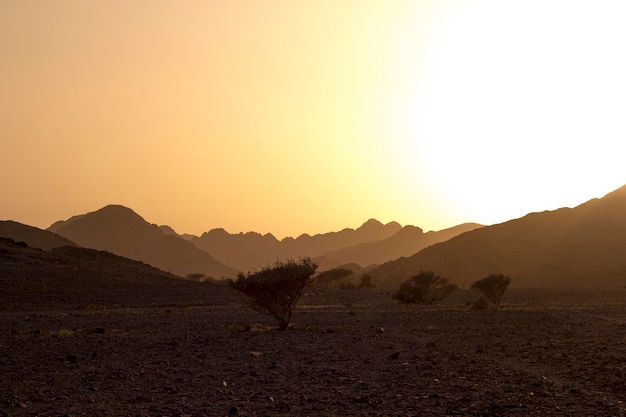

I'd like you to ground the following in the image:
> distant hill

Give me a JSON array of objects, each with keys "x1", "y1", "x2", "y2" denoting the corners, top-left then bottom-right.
[
  {"x1": 192, "y1": 218, "x2": 403, "y2": 272},
  {"x1": 159, "y1": 225, "x2": 196, "y2": 241},
  {"x1": 48, "y1": 205, "x2": 237, "y2": 279},
  {"x1": 322, "y1": 223, "x2": 483, "y2": 267},
  {"x1": 0, "y1": 237, "x2": 234, "y2": 310},
  {"x1": 369, "y1": 185, "x2": 626, "y2": 288},
  {"x1": 0, "y1": 220, "x2": 78, "y2": 250}
]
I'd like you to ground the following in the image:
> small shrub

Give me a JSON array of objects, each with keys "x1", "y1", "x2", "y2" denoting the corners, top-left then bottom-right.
[
  {"x1": 186, "y1": 273, "x2": 205, "y2": 281},
  {"x1": 228, "y1": 257, "x2": 317, "y2": 329},
  {"x1": 470, "y1": 296, "x2": 491, "y2": 310},
  {"x1": 358, "y1": 274, "x2": 375, "y2": 289},
  {"x1": 471, "y1": 273, "x2": 512, "y2": 305},
  {"x1": 339, "y1": 280, "x2": 358, "y2": 290},
  {"x1": 392, "y1": 271, "x2": 457, "y2": 304}
]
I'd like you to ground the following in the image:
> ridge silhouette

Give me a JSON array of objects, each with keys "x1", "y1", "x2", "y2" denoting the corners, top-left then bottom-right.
[
  {"x1": 369, "y1": 184, "x2": 626, "y2": 288},
  {"x1": 48, "y1": 205, "x2": 237, "y2": 279}
]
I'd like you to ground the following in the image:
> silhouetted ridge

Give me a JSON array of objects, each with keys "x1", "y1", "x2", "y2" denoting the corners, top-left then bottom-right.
[
  {"x1": 369, "y1": 185, "x2": 626, "y2": 288},
  {"x1": 192, "y1": 219, "x2": 405, "y2": 272},
  {"x1": 0, "y1": 220, "x2": 78, "y2": 250},
  {"x1": 0, "y1": 237, "x2": 234, "y2": 310},
  {"x1": 321, "y1": 223, "x2": 482, "y2": 267},
  {"x1": 190, "y1": 219, "x2": 478, "y2": 273},
  {"x1": 49, "y1": 205, "x2": 237, "y2": 279}
]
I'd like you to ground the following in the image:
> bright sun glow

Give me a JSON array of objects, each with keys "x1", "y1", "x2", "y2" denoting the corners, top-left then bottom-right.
[
  {"x1": 387, "y1": 1, "x2": 626, "y2": 225},
  {"x1": 1, "y1": 1, "x2": 625, "y2": 237}
]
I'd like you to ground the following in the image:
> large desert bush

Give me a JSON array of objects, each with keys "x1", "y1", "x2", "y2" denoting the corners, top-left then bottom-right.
[
  {"x1": 392, "y1": 270, "x2": 457, "y2": 304},
  {"x1": 228, "y1": 257, "x2": 317, "y2": 329},
  {"x1": 470, "y1": 273, "x2": 512, "y2": 305}
]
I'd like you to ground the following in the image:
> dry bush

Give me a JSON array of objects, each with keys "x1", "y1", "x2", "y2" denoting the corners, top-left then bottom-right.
[
  {"x1": 470, "y1": 296, "x2": 491, "y2": 310},
  {"x1": 339, "y1": 280, "x2": 358, "y2": 290},
  {"x1": 228, "y1": 257, "x2": 317, "y2": 329},
  {"x1": 393, "y1": 270, "x2": 457, "y2": 304},
  {"x1": 337, "y1": 274, "x2": 375, "y2": 290},
  {"x1": 358, "y1": 274, "x2": 375, "y2": 289},
  {"x1": 471, "y1": 273, "x2": 512, "y2": 305}
]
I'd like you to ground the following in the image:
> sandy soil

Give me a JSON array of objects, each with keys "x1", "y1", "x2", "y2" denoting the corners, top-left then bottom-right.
[{"x1": 1, "y1": 288, "x2": 625, "y2": 416}]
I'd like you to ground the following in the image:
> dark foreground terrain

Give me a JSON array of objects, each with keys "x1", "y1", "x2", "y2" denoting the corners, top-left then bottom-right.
[{"x1": 1, "y1": 287, "x2": 625, "y2": 416}]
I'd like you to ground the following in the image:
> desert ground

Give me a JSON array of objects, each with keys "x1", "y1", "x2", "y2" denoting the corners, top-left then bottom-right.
[{"x1": 1, "y1": 287, "x2": 625, "y2": 417}]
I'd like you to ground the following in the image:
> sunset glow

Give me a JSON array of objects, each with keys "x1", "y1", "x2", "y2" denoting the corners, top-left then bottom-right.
[{"x1": 2, "y1": 1, "x2": 625, "y2": 238}]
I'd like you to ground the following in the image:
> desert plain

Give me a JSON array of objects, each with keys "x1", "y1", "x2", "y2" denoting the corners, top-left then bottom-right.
[{"x1": 1, "y1": 286, "x2": 625, "y2": 417}]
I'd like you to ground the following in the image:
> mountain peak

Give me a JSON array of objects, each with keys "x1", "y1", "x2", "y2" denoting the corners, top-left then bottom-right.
[
  {"x1": 361, "y1": 218, "x2": 384, "y2": 228},
  {"x1": 48, "y1": 205, "x2": 237, "y2": 278},
  {"x1": 94, "y1": 204, "x2": 144, "y2": 220},
  {"x1": 356, "y1": 219, "x2": 403, "y2": 235}
]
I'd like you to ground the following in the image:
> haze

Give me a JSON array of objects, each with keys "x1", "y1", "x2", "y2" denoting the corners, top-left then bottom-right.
[{"x1": 2, "y1": 1, "x2": 625, "y2": 239}]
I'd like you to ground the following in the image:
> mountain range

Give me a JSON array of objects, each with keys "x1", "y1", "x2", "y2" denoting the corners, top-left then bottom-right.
[
  {"x1": 369, "y1": 185, "x2": 626, "y2": 288},
  {"x1": 47, "y1": 205, "x2": 237, "y2": 279},
  {"x1": 2, "y1": 184, "x2": 626, "y2": 290},
  {"x1": 183, "y1": 220, "x2": 483, "y2": 272},
  {"x1": 42, "y1": 205, "x2": 481, "y2": 276},
  {"x1": 321, "y1": 222, "x2": 482, "y2": 267}
]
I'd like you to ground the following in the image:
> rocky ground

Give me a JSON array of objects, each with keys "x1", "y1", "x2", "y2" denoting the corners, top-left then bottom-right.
[{"x1": 1, "y1": 287, "x2": 625, "y2": 416}]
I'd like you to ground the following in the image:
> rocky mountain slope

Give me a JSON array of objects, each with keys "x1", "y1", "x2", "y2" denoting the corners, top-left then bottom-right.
[
  {"x1": 48, "y1": 205, "x2": 237, "y2": 279},
  {"x1": 322, "y1": 222, "x2": 483, "y2": 267},
  {"x1": 370, "y1": 185, "x2": 626, "y2": 288},
  {"x1": 0, "y1": 237, "x2": 232, "y2": 310},
  {"x1": 0, "y1": 220, "x2": 78, "y2": 250},
  {"x1": 192, "y1": 218, "x2": 403, "y2": 272}
]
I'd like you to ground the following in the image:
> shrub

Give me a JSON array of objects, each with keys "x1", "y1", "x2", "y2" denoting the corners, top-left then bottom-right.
[
  {"x1": 186, "y1": 273, "x2": 205, "y2": 281},
  {"x1": 470, "y1": 296, "x2": 491, "y2": 310},
  {"x1": 337, "y1": 274, "x2": 375, "y2": 290},
  {"x1": 392, "y1": 271, "x2": 457, "y2": 304},
  {"x1": 358, "y1": 274, "x2": 375, "y2": 289},
  {"x1": 470, "y1": 273, "x2": 512, "y2": 305},
  {"x1": 228, "y1": 257, "x2": 317, "y2": 329},
  {"x1": 339, "y1": 280, "x2": 358, "y2": 290}
]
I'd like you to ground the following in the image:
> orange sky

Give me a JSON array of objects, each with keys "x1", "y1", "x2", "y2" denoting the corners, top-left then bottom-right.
[{"x1": 2, "y1": 1, "x2": 625, "y2": 239}]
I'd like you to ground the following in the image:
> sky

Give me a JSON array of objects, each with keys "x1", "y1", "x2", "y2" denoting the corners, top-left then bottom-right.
[{"x1": 2, "y1": 1, "x2": 625, "y2": 239}]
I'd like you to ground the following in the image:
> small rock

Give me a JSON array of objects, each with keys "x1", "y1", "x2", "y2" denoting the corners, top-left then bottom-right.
[{"x1": 377, "y1": 327, "x2": 385, "y2": 334}]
